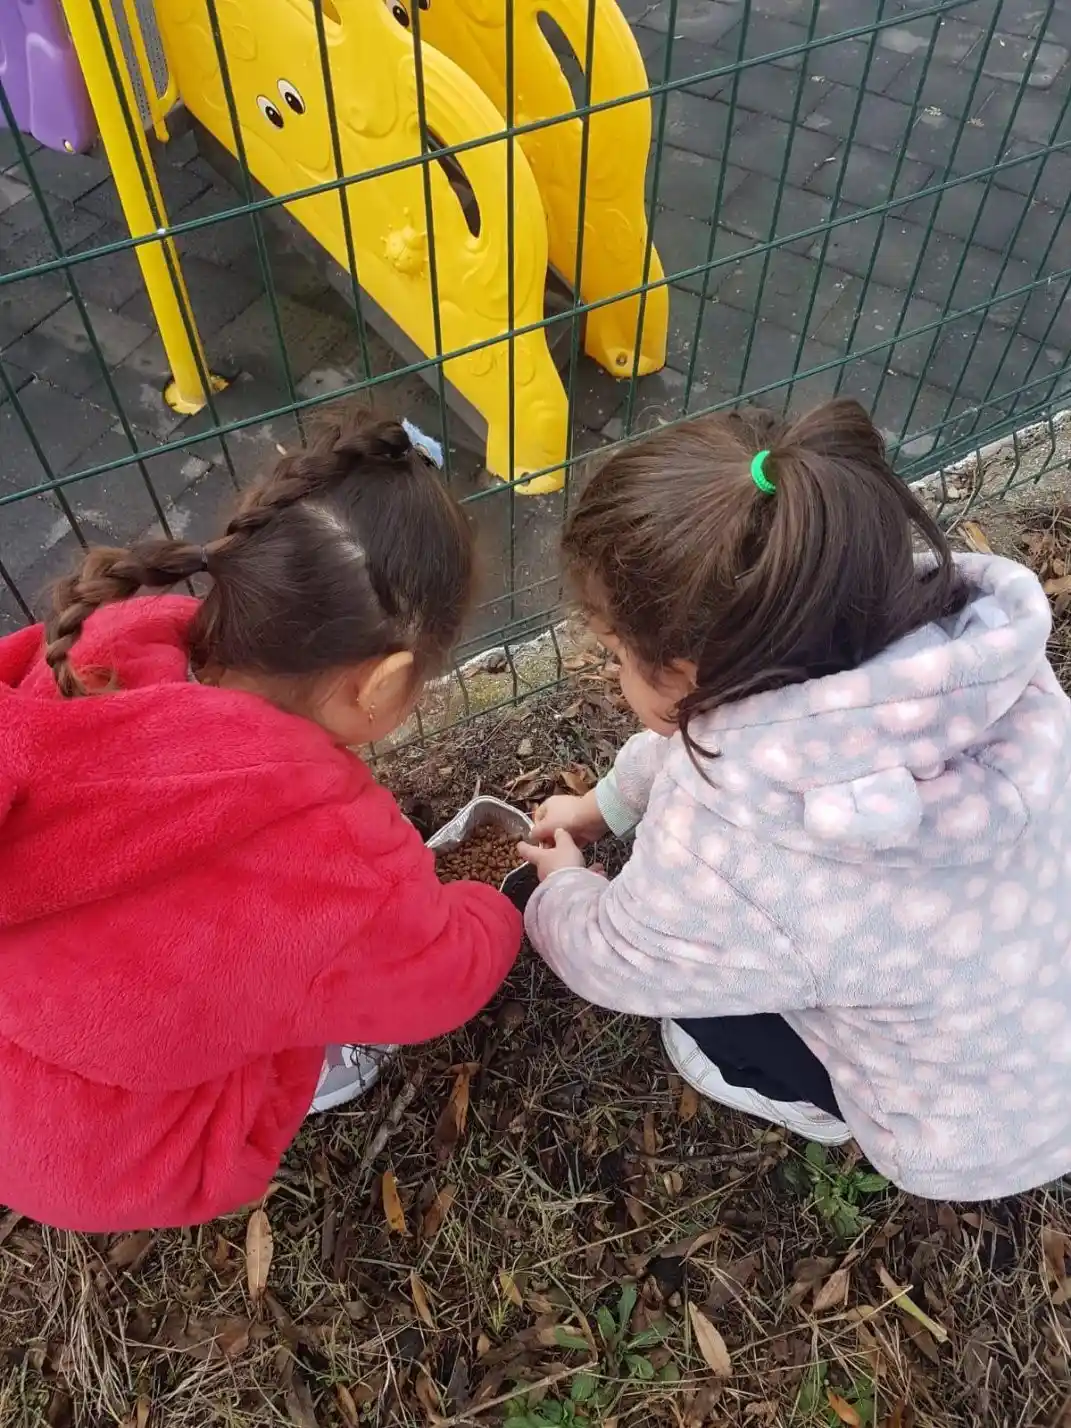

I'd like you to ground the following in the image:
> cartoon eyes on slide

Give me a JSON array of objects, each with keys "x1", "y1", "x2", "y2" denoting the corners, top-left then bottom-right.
[
  {"x1": 255, "y1": 1, "x2": 435, "y2": 131},
  {"x1": 279, "y1": 80, "x2": 306, "y2": 116},
  {"x1": 388, "y1": 0, "x2": 431, "y2": 28},
  {"x1": 257, "y1": 81, "x2": 306, "y2": 130}
]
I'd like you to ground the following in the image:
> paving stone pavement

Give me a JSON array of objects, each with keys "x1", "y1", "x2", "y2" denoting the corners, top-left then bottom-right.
[{"x1": 1, "y1": 0, "x2": 1069, "y2": 644}]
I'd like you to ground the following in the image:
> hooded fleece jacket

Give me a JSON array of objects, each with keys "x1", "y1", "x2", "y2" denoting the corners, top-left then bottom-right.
[
  {"x1": 0, "y1": 597, "x2": 521, "y2": 1231},
  {"x1": 526, "y1": 555, "x2": 1071, "y2": 1200}
]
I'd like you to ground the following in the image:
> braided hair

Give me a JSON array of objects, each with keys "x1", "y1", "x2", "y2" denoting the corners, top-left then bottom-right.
[{"x1": 45, "y1": 413, "x2": 472, "y2": 698}]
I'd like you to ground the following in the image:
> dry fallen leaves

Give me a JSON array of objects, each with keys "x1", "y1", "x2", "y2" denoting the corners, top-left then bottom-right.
[
  {"x1": 421, "y1": 1183, "x2": 456, "y2": 1240},
  {"x1": 1043, "y1": 1226, "x2": 1070, "y2": 1284},
  {"x1": 410, "y1": 1271, "x2": 436, "y2": 1329},
  {"x1": 215, "y1": 1318, "x2": 252, "y2": 1360},
  {"x1": 743, "y1": 1403, "x2": 778, "y2": 1422},
  {"x1": 642, "y1": 1111, "x2": 659, "y2": 1156},
  {"x1": 688, "y1": 1303, "x2": 733, "y2": 1377},
  {"x1": 415, "y1": 1370, "x2": 446, "y2": 1425},
  {"x1": 286, "y1": 1376, "x2": 320, "y2": 1428},
  {"x1": 335, "y1": 1385, "x2": 359, "y2": 1428},
  {"x1": 827, "y1": 1390, "x2": 861, "y2": 1426},
  {"x1": 787, "y1": 1256, "x2": 836, "y2": 1306},
  {"x1": 498, "y1": 1269, "x2": 524, "y2": 1309},
  {"x1": 961, "y1": 521, "x2": 993, "y2": 555},
  {"x1": 961, "y1": 1210, "x2": 1006, "y2": 1237},
  {"x1": 108, "y1": 1230, "x2": 155, "y2": 1272},
  {"x1": 559, "y1": 763, "x2": 596, "y2": 796},
  {"x1": 684, "y1": 1382, "x2": 723, "y2": 1427},
  {"x1": 244, "y1": 1209, "x2": 273, "y2": 1302},
  {"x1": 118, "y1": 1399, "x2": 151, "y2": 1428},
  {"x1": 902, "y1": 1317, "x2": 941, "y2": 1364},
  {"x1": 812, "y1": 1266, "x2": 852, "y2": 1315},
  {"x1": 434, "y1": 1067, "x2": 473, "y2": 1156},
  {"x1": 678, "y1": 1082, "x2": 700, "y2": 1122},
  {"x1": 624, "y1": 1194, "x2": 648, "y2": 1228},
  {"x1": 507, "y1": 767, "x2": 547, "y2": 800},
  {"x1": 209, "y1": 1234, "x2": 233, "y2": 1273},
  {"x1": 382, "y1": 1170, "x2": 407, "y2": 1235}
]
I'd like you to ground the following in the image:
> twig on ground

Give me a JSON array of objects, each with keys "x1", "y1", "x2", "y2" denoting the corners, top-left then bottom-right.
[{"x1": 358, "y1": 1070, "x2": 425, "y2": 1179}]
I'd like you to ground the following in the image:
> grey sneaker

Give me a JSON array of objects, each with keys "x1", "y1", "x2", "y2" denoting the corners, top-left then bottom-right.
[{"x1": 310, "y1": 1044, "x2": 394, "y2": 1113}]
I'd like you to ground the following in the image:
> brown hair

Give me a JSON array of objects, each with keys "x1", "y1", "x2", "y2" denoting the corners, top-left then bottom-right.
[
  {"x1": 46, "y1": 413, "x2": 472, "y2": 698},
  {"x1": 563, "y1": 398, "x2": 967, "y2": 757}
]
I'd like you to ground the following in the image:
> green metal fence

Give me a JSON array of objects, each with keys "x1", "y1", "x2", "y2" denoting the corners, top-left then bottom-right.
[{"x1": 1, "y1": 0, "x2": 1069, "y2": 731}]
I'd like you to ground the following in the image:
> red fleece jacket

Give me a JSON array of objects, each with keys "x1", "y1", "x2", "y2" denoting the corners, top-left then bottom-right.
[{"x1": 0, "y1": 597, "x2": 521, "y2": 1231}]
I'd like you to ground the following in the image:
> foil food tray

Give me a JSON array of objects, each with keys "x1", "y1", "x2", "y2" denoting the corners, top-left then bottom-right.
[{"x1": 427, "y1": 795, "x2": 539, "y2": 912}]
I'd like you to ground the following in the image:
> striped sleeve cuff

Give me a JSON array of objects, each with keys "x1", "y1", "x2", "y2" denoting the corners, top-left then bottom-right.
[{"x1": 595, "y1": 771, "x2": 641, "y2": 837}]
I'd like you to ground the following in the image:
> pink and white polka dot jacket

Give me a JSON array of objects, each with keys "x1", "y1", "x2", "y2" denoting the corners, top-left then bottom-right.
[{"x1": 526, "y1": 555, "x2": 1071, "y2": 1199}]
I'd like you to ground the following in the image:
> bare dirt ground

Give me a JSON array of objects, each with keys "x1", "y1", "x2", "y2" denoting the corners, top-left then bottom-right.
[{"x1": 2, "y1": 527, "x2": 1070, "y2": 1428}]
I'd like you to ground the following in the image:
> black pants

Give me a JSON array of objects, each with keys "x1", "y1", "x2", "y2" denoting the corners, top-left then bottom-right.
[{"x1": 675, "y1": 1014, "x2": 842, "y2": 1118}]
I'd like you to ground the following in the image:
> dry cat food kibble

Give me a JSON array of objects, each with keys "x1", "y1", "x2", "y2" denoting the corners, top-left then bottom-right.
[{"x1": 435, "y1": 826, "x2": 521, "y2": 886}]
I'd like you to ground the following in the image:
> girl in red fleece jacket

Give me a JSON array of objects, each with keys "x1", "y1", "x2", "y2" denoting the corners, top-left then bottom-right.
[{"x1": 0, "y1": 413, "x2": 521, "y2": 1232}]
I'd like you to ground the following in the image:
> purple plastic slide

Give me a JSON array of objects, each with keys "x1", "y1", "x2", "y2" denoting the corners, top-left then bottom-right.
[{"x1": 0, "y1": 0, "x2": 96, "y2": 155}]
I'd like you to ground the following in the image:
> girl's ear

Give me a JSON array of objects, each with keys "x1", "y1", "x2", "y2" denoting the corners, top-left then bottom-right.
[
  {"x1": 663, "y1": 658, "x2": 699, "y2": 697},
  {"x1": 313, "y1": 650, "x2": 419, "y2": 746},
  {"x1": 356, "y1": 650, "x2": 416, "y2": 710}
]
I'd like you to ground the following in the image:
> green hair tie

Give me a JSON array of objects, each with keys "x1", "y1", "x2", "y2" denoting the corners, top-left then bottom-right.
[{"x1": 750, "y1": 449, "x2": 775, "y2": 495}]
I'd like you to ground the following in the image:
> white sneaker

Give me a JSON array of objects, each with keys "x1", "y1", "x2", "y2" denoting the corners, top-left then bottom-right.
[
  {"x1": 661, "y1": 1020, "x2": 853, "y2": 1146},
  {"x1": 310, "y1": 1045, "x2": 393, "y2": 1113}
]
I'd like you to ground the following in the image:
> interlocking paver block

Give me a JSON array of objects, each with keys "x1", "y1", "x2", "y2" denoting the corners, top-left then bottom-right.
[
  {"x1": 803, "y1": 142, "x2": 935, "y2": 208},
  {"x1": 648, "y1": 149, "x2": 746, "y2": 221},
  {"x1": 65, "y1": 224, "x2": 151, "y2": 311},
  {"x1": 726, "y1": 114, "x2": 841, "y2": 184},
  {"x1": 19, "y1": 147, "x2": 110, "y2": 204},
  {"x1": 83, "y1": 335, "x2": 189, "y2": 442},
  {"x1": 900, "y1": 182, "x2": 1064, "y2": 256},
  {"x1": 662, "y1": 92, "x2": 732, "y2": 160},
  {"x1": 719, "y1": 173, "x2": 837, "y2": 246},
  {"x1": 62, "y1": 432, "x2": 213, "y2": 542},
  {"x1": 0, "y1": 175, "x2": 31, "y2": 216},
  {"x1": 978, "y1": 34, "x2": 1069, "y2": 88},
  {"x1": 119, "y1": 254, "x2": 265, "y2": 338},
  {"x1": 877, "y1": 16, "x2": 986, "y2": 68},
  {"x1": 815, "y1": 279, "x2": 947, "y2": 375},
  {"x1": 0, "y1": 271, "x2": 69, "y2": 349},
  {"x1": 1, "y1": 380, "x2": 117, "y2": 476},
  {"x1": 993, "y1": 142, "x2": 1071, "y2": 203},
  {"x1": 803, "y1": 86, "x2": 918, "y2": 151},
  {"x1": 0, "y1": 196, "x2": 104, "y2": 258},
  {"x1": 637, "y1": 0, "x2": 740, "y2": 46}
]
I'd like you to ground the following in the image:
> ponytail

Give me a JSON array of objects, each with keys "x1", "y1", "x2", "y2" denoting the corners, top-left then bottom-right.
[
  {"x1": 45, "y1": 411, "x2": 471, "y2": 698},
  {"x1": 46, "y1": 540, "x2": 211, "y2": 697},
  {"x1": 563, "y1": 397, "x2": 969, "y2": 765}
]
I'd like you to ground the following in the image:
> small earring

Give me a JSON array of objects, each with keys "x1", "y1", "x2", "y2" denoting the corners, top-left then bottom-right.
[{"x1": 366, "y1": 705, "x2": 376, "y2": 724}]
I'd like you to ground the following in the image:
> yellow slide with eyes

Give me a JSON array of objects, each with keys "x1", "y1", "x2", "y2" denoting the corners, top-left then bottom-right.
[
  {"x1": 405, "y1": 0, "x2": 668, "y2": 378},
  {"x1": 154, "y1": 0, "x2": 569, "y2": 488}
]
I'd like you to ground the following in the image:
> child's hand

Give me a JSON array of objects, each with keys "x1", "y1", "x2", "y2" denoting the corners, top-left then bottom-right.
[
  {"x1": 518, "y1": 828, "x2": 587, "y2": 881},
  {"x1": 532, "y1": 790, "x2": 608, "y2": 847}
]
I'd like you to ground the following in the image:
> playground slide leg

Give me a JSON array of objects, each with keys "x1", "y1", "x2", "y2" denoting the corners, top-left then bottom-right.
[{"x1": 59, "y1": 0, "x2": 222, "y2": 414}]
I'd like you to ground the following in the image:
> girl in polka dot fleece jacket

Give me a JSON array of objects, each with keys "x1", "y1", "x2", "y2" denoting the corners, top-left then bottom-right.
[{"x1": 519, "y1": 398, "x2": 1071, "y2": 1201}]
